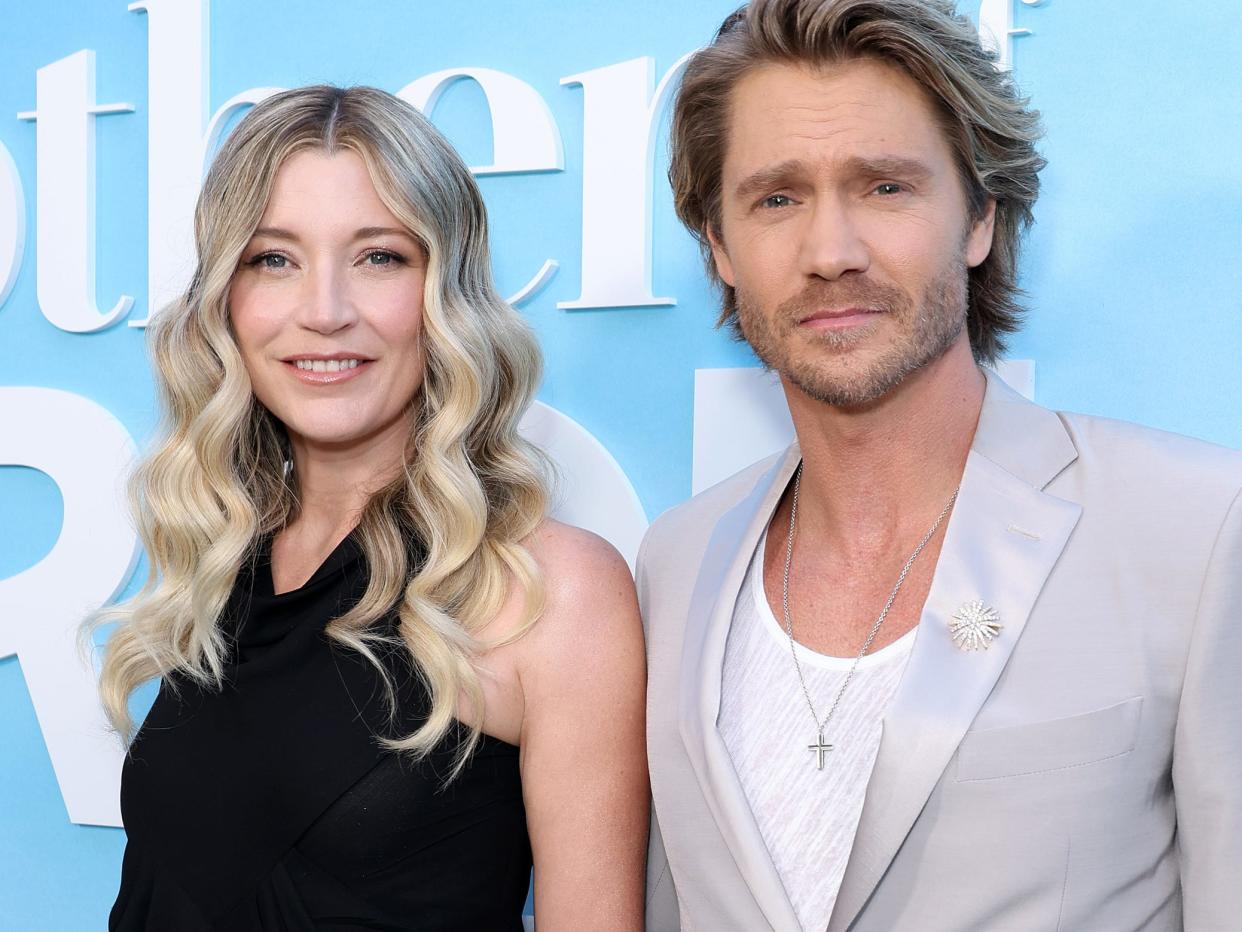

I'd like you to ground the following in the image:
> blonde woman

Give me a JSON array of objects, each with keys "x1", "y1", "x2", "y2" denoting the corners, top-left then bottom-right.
[{"x1": 95, "y1": 86, "x2": 646, "y2": 931}]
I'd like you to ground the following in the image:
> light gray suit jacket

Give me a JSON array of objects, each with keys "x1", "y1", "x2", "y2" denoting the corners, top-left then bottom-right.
[{"x1": 640, "y1": 373, "x2": 1242, "y2": 931}]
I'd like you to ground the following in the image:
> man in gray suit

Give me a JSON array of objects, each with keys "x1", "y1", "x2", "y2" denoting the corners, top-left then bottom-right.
[{"x1": 640, "y1": 1, "x2": 1242, "y2": 929}]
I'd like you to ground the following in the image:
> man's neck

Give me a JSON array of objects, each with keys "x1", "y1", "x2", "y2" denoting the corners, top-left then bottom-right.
[{"x1": 782, "y1": 340, "x2": 985, "y2": 556}]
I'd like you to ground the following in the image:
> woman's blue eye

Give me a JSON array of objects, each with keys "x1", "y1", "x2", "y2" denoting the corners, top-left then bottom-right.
[
  {"x1": 366, "y1": 251, "x2": 401, "y2": 266},
  {"x1": 252, "y1": 253, "x2": 288, "y2": 269}
]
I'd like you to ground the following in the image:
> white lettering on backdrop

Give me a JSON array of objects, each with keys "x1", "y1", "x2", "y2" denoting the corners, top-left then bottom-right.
[
  {"x1": 557, "y1": 55, "x2": 689, "y2": 310},
  {"x1": 0, "y1": 141, "x2": 24, "y2": 308},
  {"x1": 0, "y1": 388, "x2": 140, "y2": 827},
  {"x1": 18, "y1": 51, "x2": 135, "y2": 332},
  {"x1": 399, "y1": 67, "x2": 565, "y2": 307},
  {"x1": 127, "y1": 0, "x2": 209, "y2": 328},
  {"x1": 400, "y1": 67, "x2": 565, "y2": 175},
  {"x1": 978, "y1": 0, "x2": 1045, "y2": 71}
]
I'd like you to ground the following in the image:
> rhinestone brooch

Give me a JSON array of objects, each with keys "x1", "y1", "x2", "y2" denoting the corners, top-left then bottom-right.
[{"x1": 949, "y1": 600, "x2": 1003, "y2": 651}]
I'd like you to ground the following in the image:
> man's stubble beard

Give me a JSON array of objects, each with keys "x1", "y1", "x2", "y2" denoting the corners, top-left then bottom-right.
[{"x1": 735, "y1": 259, "x2": 970, "y2": 409}]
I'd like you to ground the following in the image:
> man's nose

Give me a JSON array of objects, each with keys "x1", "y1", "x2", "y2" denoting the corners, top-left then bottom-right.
[
  {"x1": 297, "y1": 264, "x2": 358, "y2": 335},
  {"x1": 798, "y1": 195, "x2": 870, "y2": 281}
]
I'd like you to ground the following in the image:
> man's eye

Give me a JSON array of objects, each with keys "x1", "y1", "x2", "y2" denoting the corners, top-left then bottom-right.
[
  {"x1": 761, "y1": 194, "x2": 794, "y2": 209},
  {"x1": 874, "y1": 183, "x2": 904, "y2": 196}
]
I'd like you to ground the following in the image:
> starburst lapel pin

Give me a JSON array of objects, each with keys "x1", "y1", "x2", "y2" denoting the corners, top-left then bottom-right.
[{"x1": 949, "y1": 600, "x2": 1002, "y2": 651}]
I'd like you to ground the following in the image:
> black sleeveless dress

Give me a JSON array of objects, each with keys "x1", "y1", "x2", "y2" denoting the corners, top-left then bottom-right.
[{"x1": 110, "y1": 535, "x2": 532, "y2": 931}]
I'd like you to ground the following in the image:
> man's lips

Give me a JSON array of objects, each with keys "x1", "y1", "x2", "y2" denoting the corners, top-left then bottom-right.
[{"x1": 797, "y1": 307, "x2": 884, "y2": 330}]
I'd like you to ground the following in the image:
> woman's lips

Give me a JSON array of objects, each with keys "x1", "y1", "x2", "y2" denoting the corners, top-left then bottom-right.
[{"x1": 281, "y1": 358, "x2": 373, "y2": 384}]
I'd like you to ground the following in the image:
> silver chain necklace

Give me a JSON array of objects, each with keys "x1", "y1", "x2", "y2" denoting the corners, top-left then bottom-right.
[{"x1": 781, "y1": 463, "x2": 958, "y2": 770}]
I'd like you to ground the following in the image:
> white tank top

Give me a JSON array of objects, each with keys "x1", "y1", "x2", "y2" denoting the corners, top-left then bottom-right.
[{"x1": 719, "y1": 528, "x2": 915, "y2": 931}]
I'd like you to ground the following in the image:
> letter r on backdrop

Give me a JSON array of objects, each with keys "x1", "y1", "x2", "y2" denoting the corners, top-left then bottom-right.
[{"x1": 0, "y1": 388, "x2": 139, "y2": 827}]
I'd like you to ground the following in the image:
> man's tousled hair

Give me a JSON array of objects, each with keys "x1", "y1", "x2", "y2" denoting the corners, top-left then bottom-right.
[{"x1": 669, "y1": 0, "x2": 1045, "y2": 363}]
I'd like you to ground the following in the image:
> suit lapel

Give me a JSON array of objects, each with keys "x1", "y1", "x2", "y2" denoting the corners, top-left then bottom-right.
[
  {"x1": 679, "y1": 445, "x2": 804, "y2": 931},
  {"x1": 827, "y1": 373, "x2": 1083, "y2": 932}
]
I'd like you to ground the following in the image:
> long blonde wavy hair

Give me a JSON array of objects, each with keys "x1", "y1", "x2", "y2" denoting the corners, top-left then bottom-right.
[{"x1": 90, "y1": 85, "x2": 547, "y2": 771}]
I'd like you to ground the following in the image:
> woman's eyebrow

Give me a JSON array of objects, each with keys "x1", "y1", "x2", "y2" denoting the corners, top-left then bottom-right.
[
  {"x1": 351, "y1": 226, "x2": 419, "y2": 242},
  {"x1": 249, "y1": 226, "x2": 418, "y2": 242},
  {"x1": 251, "y1": 226, "x2": 299, "y2": 241}
]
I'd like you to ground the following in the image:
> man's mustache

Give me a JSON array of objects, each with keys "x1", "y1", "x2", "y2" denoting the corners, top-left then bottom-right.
[{"x1": 776, "y1": 279, "x2": 910, "y2": 324}]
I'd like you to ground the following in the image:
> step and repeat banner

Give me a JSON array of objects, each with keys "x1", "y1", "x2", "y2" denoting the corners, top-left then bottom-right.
[{"x1": 2, "y1": 1, "x2": 1239, "y2": 927}]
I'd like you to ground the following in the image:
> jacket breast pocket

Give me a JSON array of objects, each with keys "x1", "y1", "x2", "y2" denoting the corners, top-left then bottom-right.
[{"x1": 955, "y1": 696, "x2": 1143, "y2": 782}]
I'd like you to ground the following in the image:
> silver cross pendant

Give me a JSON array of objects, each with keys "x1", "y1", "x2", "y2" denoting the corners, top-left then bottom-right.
[{"x1": 808, "y1": 731, "x2": 833, "y2": 770}]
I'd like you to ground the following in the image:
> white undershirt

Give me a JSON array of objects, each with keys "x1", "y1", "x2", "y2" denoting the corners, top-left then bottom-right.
[{"x1": 719, "y1": 528, "x2": 915, "y2": 931}]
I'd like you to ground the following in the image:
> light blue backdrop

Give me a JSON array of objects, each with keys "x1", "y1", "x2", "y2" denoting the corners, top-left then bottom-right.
[{"x1": 2, "y1": 2, "x2": 1240, "y2": 928}]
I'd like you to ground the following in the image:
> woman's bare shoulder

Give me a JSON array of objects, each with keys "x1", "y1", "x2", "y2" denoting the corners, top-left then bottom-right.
[
  {"x1": 515, "y1": 519, "x2": 643, "y2": 688},
  {"x1": 523, "y1": 519, "x2": 634, "y2": 601}
]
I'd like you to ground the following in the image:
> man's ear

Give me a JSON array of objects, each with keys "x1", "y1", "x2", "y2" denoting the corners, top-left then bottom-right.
[
  {"x1": 706, "y1": 225, "x2": 736, "y2": 287},
  {"x1": 965, "y1": 198, "x2": 996, "y2": 269}
]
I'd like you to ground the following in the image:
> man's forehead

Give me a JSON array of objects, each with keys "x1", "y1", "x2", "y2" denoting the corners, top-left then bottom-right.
[
  {"x1": 721, "y1": 58, "x2": 952, "y2": 175},
  {"x1": 730, "y1": 56, "x2": 938, "y2": 110}
]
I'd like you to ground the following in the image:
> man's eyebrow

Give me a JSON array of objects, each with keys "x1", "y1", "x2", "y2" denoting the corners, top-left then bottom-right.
[
  {"x1": 841, "y1": 155, "x2": 934, "y2": 182},
  {"x1": 731, "y1": 155, "x2": 936, "y2": 201},
  {"x1": 733, "y1": 160, "x2": 809, "y2": 202}
]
